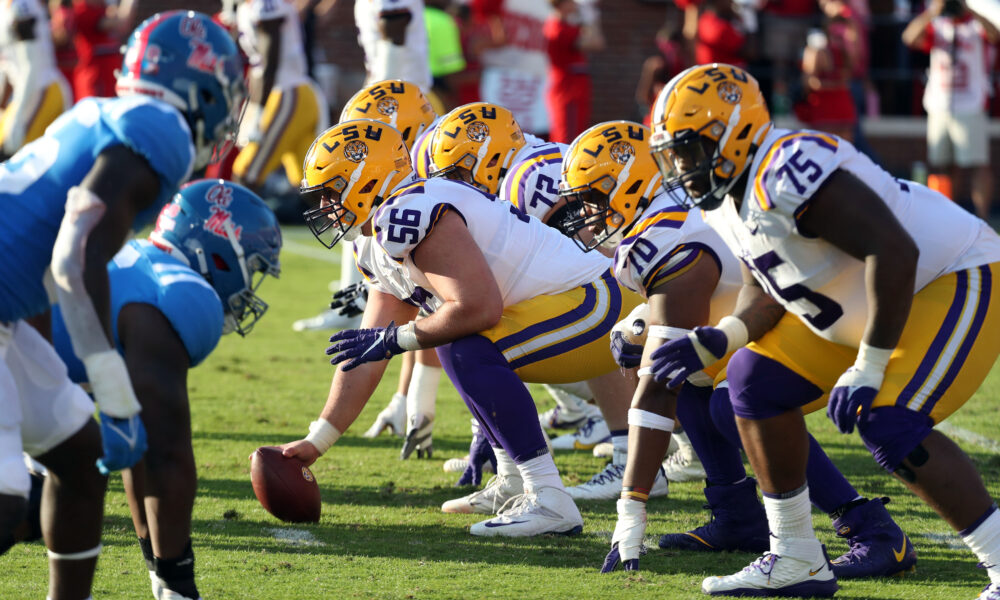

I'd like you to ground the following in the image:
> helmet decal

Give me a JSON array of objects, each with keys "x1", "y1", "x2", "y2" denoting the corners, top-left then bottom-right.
[
  {"x1": 717, "y1": 81, "x2": 742, "y2": 105},
  {"x1": 204, "y1": 183, "x2": 243, "y2": 241},
  {"x1": 376, "y1": 96, "x2": 399, "y2": 116},
  {"x1": 466, "y1": 121, "x2": 489, "y2": 143},
  {"x1": 609, "y1": 141, "x2": 635, "y2": 165},
  {"x1": 344, "y1": 140, "x2": 369, "y2": 163},
  {"x1": 340, "y1": 80, "x2": 436, "y2": 147}
]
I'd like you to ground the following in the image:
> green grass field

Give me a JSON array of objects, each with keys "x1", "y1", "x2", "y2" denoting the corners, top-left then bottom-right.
[{"x1": 4, "y1": 225, "x2": 1000, "y2": 599}]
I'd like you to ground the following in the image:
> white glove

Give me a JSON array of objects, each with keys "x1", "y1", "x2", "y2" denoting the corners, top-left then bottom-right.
[{"x1": 612, "y1": 497, "x2": 647, "y2": 562}]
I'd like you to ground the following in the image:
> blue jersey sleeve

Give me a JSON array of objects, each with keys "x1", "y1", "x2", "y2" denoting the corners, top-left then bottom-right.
[{"x1": 103, "y1": 96, "x2": 196, "y2": 195}]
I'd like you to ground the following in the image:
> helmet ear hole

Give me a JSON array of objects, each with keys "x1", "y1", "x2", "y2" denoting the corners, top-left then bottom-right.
[
  {"x1": 625, "y1": 180, "x2": 642, "y2": 195},
  {"x1": 358, "y1": 179, "x2": 378, "y2": 194},
  {"x1": 736, "y1": 124, "x2": 752, "y2": 140},
  {"x1": 486, "y1": 154, "x2": 500, "y2": 168},
  {"x1": 213, "y1": 253, "x2": 230, "y2": 271}
]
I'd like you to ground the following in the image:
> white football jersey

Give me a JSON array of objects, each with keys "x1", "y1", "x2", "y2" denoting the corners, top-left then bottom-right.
[
  {"x1": 499, "y1": 138, "x2": 567, "y2": 221},
  {"x1": 703, "y1": 127, "x2": 1000, "y2": 346},
  {"x1": 237, "y1": 0, "x2": 309, "y2": 89},
  {"x1": 355, "y1": 0, "x2": 432, "y2": 92},
  {"x1": 614, "y1": 193, "x2": 742, "y2": 325},
  {"x1": 362, "y1": 177, "x2": 610, "y2": 309},
  {"x1": 0, "y1": 0, "x2": 58, "y2": 82}
]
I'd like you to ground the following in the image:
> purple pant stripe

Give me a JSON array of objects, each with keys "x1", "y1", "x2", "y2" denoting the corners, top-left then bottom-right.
[
  {"x1": 897, "y1": 269, "x2": 969, "y2": 407},
  {"x1": 921, "y1": 265, "x2": 992, "y2": 415}
]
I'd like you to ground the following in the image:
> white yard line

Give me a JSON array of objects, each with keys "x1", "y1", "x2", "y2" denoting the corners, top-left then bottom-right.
[
  {"x1": 935, "y1": 422, "x2": 1000, "y2": 454},
  {"x1": 266, "y1": 527, "x2": 326, "y2": 547},
  {"x1": 918, "y1": 532, "x2": 967, "y2": 551}
]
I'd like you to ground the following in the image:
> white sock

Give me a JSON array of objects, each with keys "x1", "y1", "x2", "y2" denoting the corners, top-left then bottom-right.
[
  {"x1": 543, "y1": 384, "x2": 587, "y2": 412},
  {"x1": 339, "y1": 244, "x2": 364, "y2": 288},
  {"x1": 405, "y1": 363, "x2": 441, "y2": 429},
  {"x1": 518, "y1": 453, "x2": 563, "y2": 492},
  {"x1": 611, "y1": 432, "x2": 628, "y2": 465},
  {"x1": 763, "y1": 484, "x2": 816, "y2": 543},
  {"x1": 674, "y1": 430, "x2": 697, "y2": 459},
  {"x1": 494, "y1": 448, "x2": 520, "y2": 479},
  {"x1": 963, "y1": 506, "x2": 1000, "y2": 585}
]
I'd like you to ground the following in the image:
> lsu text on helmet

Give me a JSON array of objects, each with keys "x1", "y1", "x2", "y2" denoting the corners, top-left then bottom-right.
[
  {"x1": 649, "y1": 64, "x2": 771, "y2": 210},
  {"x1": 428, "y1": 102, "x2": 524, "y2": 195},
  {"x1": 340, "y1": 80, "x2": 436, "y2": 149},
  {"x1": 301, "y1": 119, "x2": 413, "y2": 249},
  {"x1": 149, "y1": 179, "x2": 282, "y2": 336},
  {"x1": 116, "y1": 11, "x2": 247, "y2": 170},
  {"x1": 558, "y1": 121, "x2": 662, "y2": 251}
]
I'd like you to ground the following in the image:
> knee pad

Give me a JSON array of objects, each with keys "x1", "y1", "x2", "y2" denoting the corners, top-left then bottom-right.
[
  {"x1": 726, "y1": 348, "x2": 823, "y2": 420},
  {"x1": 709, "y1": 384, "x2": 741, "y2": 446},
  {"x1": 857, "y1": 405, "x2": 934, "y2": 474}
]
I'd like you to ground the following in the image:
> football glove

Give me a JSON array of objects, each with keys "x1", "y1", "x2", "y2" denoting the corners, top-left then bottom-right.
[
  {"x1": 457, "y1": 420, "x2": 496, "y2": 487},
  {"x1": 326, "y1": 321, "x2": 406, "y2": 371},
  {"x1": 96, "y1": 413, "x2": 148, "y2": 475},
  {"x1": 649, "y1": 326, "x2": 729, "y2": 387},
  {"x1": 330, "y1": 282, "x2": 368, "y2": 318},
  {"x1": 610, "y1": 331, "x2": 643, "y2": 369},
  {"x1": 827, "y1": 343, "x2": 891, "y2": 434},
  {"x1": 601, "y1": 497, "x2": 646, "y2": 573}
]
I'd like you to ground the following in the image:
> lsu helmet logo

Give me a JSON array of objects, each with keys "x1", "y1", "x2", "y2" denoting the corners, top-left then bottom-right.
[
  {"x1": 609, "y1": 140, "x2": 635, "y2": 165},
  {"x1": 344, "y1": 140, "x2": 369, "y2": 163},
  {"x1": 466, "y1": 121, "x2": 489, "y2": 143},
  {"x1": 717, "y1": 81, "x2": 743, "y2": 105},
  {"x1": 376, "y1": 97, "x2": 399, "y2": 116}
]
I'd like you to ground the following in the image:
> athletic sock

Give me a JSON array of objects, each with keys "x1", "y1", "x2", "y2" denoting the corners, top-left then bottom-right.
[
  {"x1": 962, "y1": 505, "x2": 1000, "y2": 585},
  {"x1": 405, "y1": 363, "x2": 441, "y2": 428},
  {"x1": 763, "y1": 484, "x2": 815, "y2": 542},
  {"x1": 610, "y1": 429, "x2": 628, "y2": 465},
  {"x1": 518, "y1": 453, "x2": 563, "y2": 492},
  {"x1": 154, "y1": 540, "x2": 199, "y2": 599},
  {"x1": 494, "y1": 448, "x2": 519, "y2": 479}
]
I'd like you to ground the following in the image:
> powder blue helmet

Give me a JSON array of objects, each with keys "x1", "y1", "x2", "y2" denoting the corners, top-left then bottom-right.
[
  {"x1": 149, "y1": 179, "x2": 281, "y2": 336},
  {"x1": 116, "y1": 11, "x2": 246, "y2": 169}
]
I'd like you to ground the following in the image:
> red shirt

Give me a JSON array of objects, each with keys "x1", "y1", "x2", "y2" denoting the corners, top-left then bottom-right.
[
  {"x1": 695, "y1": 11, "x2": 746, "y2": 67},
  {"x1": 764, "y1": 0, "x2": 817, "y2": 17},
  {"x1": 543, "y1": 17, "x2": 587, "y2": 84}
]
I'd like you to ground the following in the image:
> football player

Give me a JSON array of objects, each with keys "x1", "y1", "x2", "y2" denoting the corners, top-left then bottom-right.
[
  {"x1": 560, "y1": 121, "x2": 915, "y2": 579},
  {"x1": 233, "y1": 0, "x2": 329, "y2": 193},
  {"x1": 651, "y1": 64, "x2": 1000, "y2": 597},
  {"x1": 280, "y1": 118, "x2": 644, "y2": 536},
  {"x1": 0, "y1": 0, "x2": 71, "y2": 160},
  {"x1": 0, "y1": 11, "x2": 244, "y2": 600},
  {"x1": 50, "y1": 180, "x2": 281, "y2": 600}
]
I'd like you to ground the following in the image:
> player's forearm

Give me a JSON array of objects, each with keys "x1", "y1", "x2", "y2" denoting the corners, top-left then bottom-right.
[
  {"x1": 622, "y1": 365, "x2": 677, "y2": 493},
  {"x1": 407, "y1": 299, "x2": 502, "y2": 348},
  {"x1": 731, "y1": 283, "x2": 785, "y2": 342},
  {"x1": 863, "y1": 250, "x2": 916, "y2": 351},
  {"x1": 319, "y1": 360, "x2": 390, "y2": 433}
]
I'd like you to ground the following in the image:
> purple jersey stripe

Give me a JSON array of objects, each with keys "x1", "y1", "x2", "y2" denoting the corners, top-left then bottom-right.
[
  {"x1": 642, "y1": 242, "x2": 722, "y2": 293},
  {"x1": 494, "y1": 278, "x2": 599, "y2": 353},
  {"x1": 513, "y1": 157, "x2": 561, "y2": 210}
]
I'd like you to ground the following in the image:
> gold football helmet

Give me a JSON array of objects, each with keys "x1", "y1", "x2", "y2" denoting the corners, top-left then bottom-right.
[
  {"x1": 301, "y1": 119, "x2": 413, "y2": 248},
  {"x1": 558, "y1": 121, "x2": 662, "y2": 251},
  {"x1": 428, "y1": 102, "x2": 524, "y2": 194},
  {"x1": 340, "y1": 80, "x2": 436, "y2": 149},
  {"x1": 649, "y1": 64, "x2": 772, "y2": 209}
]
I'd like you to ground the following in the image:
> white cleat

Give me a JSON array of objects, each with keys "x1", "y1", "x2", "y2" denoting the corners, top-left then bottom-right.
[
  {"x1": 150, "y1": 572, "x2": 201, "y2": 600},
  {"x1": 362, "y1": 394, "x2": 407, "y2": 438},
  {"x1": 538, "y1": 401, "x2": 602, "y2": 430},
  {"x1": 701, "y1": 539, "x2": 838, "y2": 597},
  {"x1": 441, "y1": 474, "x2": 523, "y2": 514},
  {"x1": 443, "y1": 455, "x2": 495, "y2": 474},
  {"x1": 979, "y1": 583, "x2": 1000, "y2": 599},
  {"x1": 662, "y1": 435, "x2": 706, "y2": 483},
  {"x1": 592, "y1": 442, "x2": 614, "y2": 458},
  {"x1": 292, "y1": 308, "x2": 361, "y2": 332},
  {"x1": 565, "y1": 462, "x2": 669, "y2": 501},
  {"x1": 551, "y1": 416, "x2": 611, "y2": 451},
  {"x1": 469, "y1": 486, "x2": 584, "y2": 537}
]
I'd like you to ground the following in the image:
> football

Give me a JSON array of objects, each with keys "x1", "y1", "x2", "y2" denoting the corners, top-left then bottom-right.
[{"x1": 250, "y1": 446, "x2": 321, "y2": 523}]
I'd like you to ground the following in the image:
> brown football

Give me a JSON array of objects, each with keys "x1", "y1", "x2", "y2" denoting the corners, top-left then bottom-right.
[{"x1": 250, "y1": 446, "x2": 321, "y2": 523}]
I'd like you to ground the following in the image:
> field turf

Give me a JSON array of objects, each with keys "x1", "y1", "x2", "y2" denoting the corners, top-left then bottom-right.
[{"x1": 4, "y1": 226, "x2": 1000, "y2": 599}]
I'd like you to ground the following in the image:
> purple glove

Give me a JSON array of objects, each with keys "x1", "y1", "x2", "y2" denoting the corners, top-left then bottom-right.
[
  {"x1": 827, "y1": 367, "x2": 882, "y2": 434},
  {"x1": 610, "y1": 331, "x2": 643, "y2": 369},
  {"x1": 600, "y1": 543, "x2": 640, "y2": 573},
  {"x1": 649, "y1": 326, "x2": 729, "y2": 387},
  {"x1": 457, "y1": 421, "x2": 497, "y2": 486},
  {"x1": 326, "y1": 321, "x2": 405, "y2": 371}
]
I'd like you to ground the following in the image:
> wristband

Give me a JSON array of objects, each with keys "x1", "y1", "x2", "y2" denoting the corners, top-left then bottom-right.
[
  {"x1": 627, "y1": 408, "x2": 675, "y2": 432},
  {"x1": 717, "y1": 315, "x2": 749, "y2": 354},
  {"x1": 305, "y1": 419, "x2": 342, "y2": 455},
  {"x1": 83, "y1": 350, "x2": 142, "y2": 418},
  {"x1": 48, "y1": 544, "x2": 102, "y2": 560},
  {"x1": 647, "y1": 325, "x2": 691, "y2": 340},
  {"x1": 396, "y1": 321, "x2": 420, "y2": 351},
  {"x1": 854, "y1": 342, "x2": 893, "y2": 374},
  {"x1": 636, "y1": 367, "x2": 653, "y2": 378}
]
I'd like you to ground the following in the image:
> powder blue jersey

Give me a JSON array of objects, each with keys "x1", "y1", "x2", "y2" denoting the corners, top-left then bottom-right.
[
  {"x1": 51, "y1": 240, "x2": 223, "y2": 383},
  {"x1": 0, "y1": 95, "x2": 196, "y2": 321}
]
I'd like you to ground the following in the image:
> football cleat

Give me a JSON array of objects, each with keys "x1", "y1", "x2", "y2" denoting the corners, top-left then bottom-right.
[
  {"x1": 661, "y1": 432, "x2": 706, "y2": 483},
  {"x1": 400, "y1": 413, "x2": 433, "y2": 459},
  {"x1": 566, "y1": 462, "x2": 669, "y2": 501},
  {"x1": 469, "y1": 486, "x2": 584, "y2": 537},
  {"x1": 362, "y1": 393, "x2": 407, "y2": 438},
  {"x1": 539, "y1": 398, "x2": 601, "y2": 430},
  {"x1": 979, "y1": 583, "x2": 1000, "y2": 599},
  {"x1": 701, "y1": 540, "x2": 838, "y2": 597},
  {"x1": 441, "y1": 473, "x2": 523, "y2": 515},
  {"x1": 551, "y1": 416, "x2": 611, "y2": 451},
  {"x1": 830, "y1": 497, "x2": 917, "y2": 579},
  {"x1": 659, "y1": 477, "x2": 769, "y2": 553},
  {"x1": 443, "y1": 456, "x2": 495, "y2": 475},
  {"x1": 292, "y1": 308, "x2": 362, "y2": 332},
  {"x1": 592, "y1": 442, "x2": 614, "y2": 458}
]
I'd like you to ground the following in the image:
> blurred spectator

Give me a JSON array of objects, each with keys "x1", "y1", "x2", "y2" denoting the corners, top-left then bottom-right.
[
  {"x1": 355, "y1": 0, "x2": 432, "y2": 92},
  {"x1": 452, "y1": 0, "x2": 484, "y2": 105},
  {"x1": 635, "y1": 19, "x2": 685, "y2": 124},
  {"x1": 903, "y1": 0, "x2": 998, "y2": 219},
  {"x1": 474, "y1": 0, "x2": 551, "y2": 136},
  {"x1": 543, "y1": 0, "x2": 603, "y2": 143},
  {"x1": 695, "y1": 0, "x2": 751, "y2": 67},
  {"x1": 675, "y1": 0, "x2": 701, "y2": 64},
  {"x1": 793, "y1": 18, "x2": 857, "y2": 141},
  {"x1": 425, "y1": 0, "x2": 467, "y2": 111},
  {"x1": 760, "y1": 0, "x2": 818, "y2": 115},
  {"x1": 71, "y1": 0, "x2": 122, "y2": 99},
  {"x1": 49, "y1": 0, "x2": 76, "y2": 86}
]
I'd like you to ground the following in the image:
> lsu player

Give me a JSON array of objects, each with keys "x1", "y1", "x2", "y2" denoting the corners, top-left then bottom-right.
[
  {"x1": 650, "y1": 64, "x2": 1000, "y2": 597},
  {"x1": 279, "y1": 118, "x2": 644, "y2": 536},
  {"x1": 49, "y1": 180, "x2": 281, "y2": 600},
  {"x1": 0, "y1": 11, "x2": 244, "y2": 600},
  {"x1": 559, "y1": 121, "x2": 915, "y2": 579},
  {"x1": 0, "y1": 0, "x2": 71, "y2": 159},
  {"x1": 234, "y1": 0, "x2": 329, "y2": 193}
]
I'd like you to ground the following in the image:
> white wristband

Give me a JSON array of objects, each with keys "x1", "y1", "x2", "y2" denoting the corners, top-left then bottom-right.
[
  {"x1": 717, "y1": 315, "x2": 749, "y2": 354},
  {"x1": 627, "y1": 408, "x2": 675, "y2": 432},
  {"x1": 396, "y1": 321, "x2": 420, "y2": 352},
  {"x1": 47, "y1": 543, "x2": 102, "y2": 560},
  {"x1": 648, "y1": 325, "x2": 691, "y2": 340},
  {"x1": 636, "y1": 367, "x2": 654, "y2": 378},
  {"x1": 305, "y1": 419, "x2": 342, "y2": 456},
  {"x1": 83, "y1": 350, "x2": 141, "y2": 418},
  {"x1": 855, "y1": 342, "x2": 893, "y2": 374}
]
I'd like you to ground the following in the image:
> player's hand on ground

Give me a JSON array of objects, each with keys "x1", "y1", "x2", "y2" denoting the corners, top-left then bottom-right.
[
  {"x1": 330, "y1": 282, "x2": 368, "y2": 318},
  {"x1": 610, "y1": 331, "x2": 643, "y2": 369},
  {"x1": 326, "y1": 321, "x2": 406, "y2": 371},
  {"x1": 650, "y1": 326, "x2": 728, "y2": 387},
  {"x1": 828, "y1": 367, "x2": 881, "y2": 434},
  {"x1": 278, "y1": 439, "x2": 321, "y2": 467},
  {"x1": 601, "y1": 497, "x2": 647, "y2": 572},
  {"x1": 96, "y1": 413, "x2": 148, "y2": 475}
]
